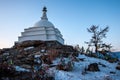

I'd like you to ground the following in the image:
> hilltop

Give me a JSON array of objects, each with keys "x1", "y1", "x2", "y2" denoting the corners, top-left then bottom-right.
[{"x1": 0, "y1": 40, "x2": 120, "y2": 80}]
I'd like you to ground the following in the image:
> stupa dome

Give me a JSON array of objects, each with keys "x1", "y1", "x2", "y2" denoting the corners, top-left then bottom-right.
[{"x1": 34, "y1": 20, "x2": 54, "y2": 27}]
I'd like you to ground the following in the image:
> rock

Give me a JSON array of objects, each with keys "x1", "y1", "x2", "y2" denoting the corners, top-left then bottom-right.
[
  {"x1": 14, "y1": 40, "x2": 46, "y2": 49},
  {"x1": 24, "y1": 46, "x2": 34, "y2": 51},
  {"x1": 79, "y1": 58, "x2": 85, "y2": 61},
  {"x1": 108, "y1": 58, "x2": 118, "y2": 63},
  {"x1": 14, "y1": 60, "x2": 21, "y2": 65},
  {"x1": 110, "y1": 71, "x2": 116, "y2": 74},
  {"x1": 3, "y1": 52, "x2": 10, "y2": 56},
  {"x1": 56, "y1": 64, "x2": 64, "y2": 70},
  {"x1": 0, "y1": 40, "x2": 79, "y2": 79},
  {"x1": 87, "y1": 63, "x2": 100, "y2": 71},
  {"x1": 16, "y1": 54, "x2": 23, "y2": 59},
  {"x1": 98, "y1": 62, "x2": 106, "y2": 67},
  {"x1": 118, "y1": 61, "x2": 120, "y2": 65},
  {"x1": 41, "y1": 54, "x2": 52, "y2": 64},
  {"x1": 0, "y1": 63, "x2": 16, "y2": 78},
  {"x1": 0, "y1": 56, "x2": 3, "y2": 63},
  {"x1": 56, "y1": 59, "x2": 74, "y2": 71},
  {"x1": 21, "y1": 64, "x2": 32, "y2": 69},
  {"x1": 24, "y1": 52, "x2": 29, "y2": 55},
  {"x1": 0, "y1": 49, "x2": 3, "y2": 54},
  {"x1": 116, "y1": 65, "x2": 120, "y2": 70},
  {"x1": 103, "y1": 75, "x2": 112, "y2": 80},
  {"x1": 108, "y1": 60, "x2": 115, "y2": 63}
]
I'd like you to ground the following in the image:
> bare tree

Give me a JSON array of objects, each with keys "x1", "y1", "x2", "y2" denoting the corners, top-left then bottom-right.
[{"x1": 86, "y1": 25, "x2": 109, "y2": 53}]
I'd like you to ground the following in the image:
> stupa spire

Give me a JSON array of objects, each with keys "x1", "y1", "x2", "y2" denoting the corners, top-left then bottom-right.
[{"x1": 41, "y1": 6, "x2": 48, "y2": 20}]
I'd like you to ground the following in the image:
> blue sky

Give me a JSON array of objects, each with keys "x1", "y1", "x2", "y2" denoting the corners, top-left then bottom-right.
[{"x1": 0, "y1": 0, "x2": 120, "y2": 51}]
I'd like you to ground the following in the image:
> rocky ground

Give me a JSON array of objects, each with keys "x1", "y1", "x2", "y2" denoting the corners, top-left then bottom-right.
[
  {"x1": 0, "y1": 40, "x2": 120, "y2": 80},
  {"x1": 0, "y1": 40, "x2": 78, "y2": 80}
]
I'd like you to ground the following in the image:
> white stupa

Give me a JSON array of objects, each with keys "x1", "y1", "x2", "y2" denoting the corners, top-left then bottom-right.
[{"x1": 18, "y1": 7, "x2": 64, "y2": 44}]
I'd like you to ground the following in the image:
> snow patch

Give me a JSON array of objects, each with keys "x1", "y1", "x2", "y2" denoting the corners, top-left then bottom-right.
[
  {"x1": 53, "y1": 54, "x2": 120, "y2": 80},
  {"x1": 15, "y1": 66, "x2": 30, "y2": 72}
]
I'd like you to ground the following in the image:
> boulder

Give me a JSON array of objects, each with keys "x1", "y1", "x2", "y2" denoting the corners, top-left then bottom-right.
[
  {"x1": 116, "y1": 65, "x2": 120, "y2": 70},
  {"x1": 87, "y1": 63, "x2": 100, "y2": 71}
]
